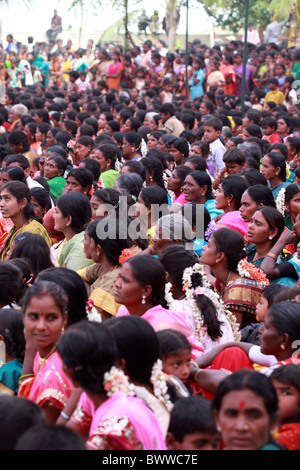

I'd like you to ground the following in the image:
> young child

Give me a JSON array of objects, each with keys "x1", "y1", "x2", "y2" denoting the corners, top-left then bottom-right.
[
  {"x1": 166, "y1": 395, "x2": 220, "y2": 450},
  {"x1": 261, "y1": 116, "x2": 283, "y2": 145},
  {"x1": 241, "y1": 284, "x2": 285, "y2": 345},
  {"x1": 203, "y1": 117, "x2": 226, "y2": 176},
  {"x1": 157, "y1": 329, "x2": 192, "y2": 390},
  {"x1": 270, "y1": 364, "x2": 300, "y2": 450},
  {"x1": 76, "y1": 71, "x2": 92, "y2": 95},
  {"x1": 160, "y1": 78, "x2": 173, "y2": 104},
  {"x1": 264, "y1": 78, "x2": 285, "y2": 106},
  {"x1": 132, "y1": 66, "x2": 148, "y2": 92}
]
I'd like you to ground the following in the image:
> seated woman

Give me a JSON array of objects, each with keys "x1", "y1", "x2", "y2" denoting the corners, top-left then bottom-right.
[
  {"x1": 52, "y1": 192, "x2": 94, "y2": 271},
  {"x1": 192, "y1": 300, "x2": 300, "y2": 381},
  {"x1": 78, "y1": 217, "x2": 133, "y2": 321},
  {"x1": 182, "y1": 170, "x2": 223, "y2": 220},
  {"x1": 167, "y1": 165, "x2": 193, "y2": 206},
  {"x1": 9, "y1": 232, "x2": 53, "y2": 278},
  {"x1": 214, "y1": 174, "x2": 249, "y2": 237},
  {"x1": 134, "y1": 186, "x2": 169, "y2": 247},
  {"x1": 246, "y1": 206, "x2": 288, "y2": 274},
  {"x1": 115, "y1": 254, "x2": 205, "y2": 359},
  {"x1": 259, "y1": 212, "x2": 300, "y2": 286},
  {"x1": 43, "y1": 154, "x2": 66, "y2": 204},
  {"x1": 0, "y1": 181, "x2": 52, "y2": 261},
  {"x1": 90, "y1": 143, "x2": 119, "y2": 188},
  {"x1": 261, "y1": 151, "x2": 290, "y2": 201},
  {"x1": 211, "y1": 369, "x2": 281, "y2": 450},
  {"x1": 200, "y1": 227, "x2": 269, "y2": 329},
  {"x1": 239, "y1": 184, "x2": 276, "y2": 225},
  {"x1": 159, "y1": 245, "x2": 238, "y2": 352},
  {"x1": 57, "y1": 320, "x2": 167, "y2": 450},
  {"x1": 65, "y1": 168, "x2": 94, "y2": 198}
]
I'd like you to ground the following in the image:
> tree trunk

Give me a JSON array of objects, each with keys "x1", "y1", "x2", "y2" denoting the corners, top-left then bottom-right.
[
  {"x1": 165, "y1": 0, "x2": 180, "y2": 50},
  {"x1": 79, "y1": 0, "x2": 84, "y2": 47}
]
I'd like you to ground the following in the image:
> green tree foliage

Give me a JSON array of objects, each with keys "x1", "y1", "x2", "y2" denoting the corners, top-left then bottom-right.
[{"x1": 201, "y1": 0, "x2": 272, "y2": 32}]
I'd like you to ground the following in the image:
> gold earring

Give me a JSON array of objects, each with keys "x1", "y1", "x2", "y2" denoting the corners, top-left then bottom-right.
[{"x1": 281, "y1": 344, "x2": 285, "y2": 350}]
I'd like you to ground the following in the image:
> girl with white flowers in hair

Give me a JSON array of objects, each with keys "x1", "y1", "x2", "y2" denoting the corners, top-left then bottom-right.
[
  {"x1": 159, "y1": 245, "x2": 237, "y2": 353},
  {"x1": 57, "y1": 320, "x2": 167, "y2": 450},
  {"x1": 105, "y1": 316, "x2": 187, "y2": 437},
  {"x1": 114, "y1": 254, "x2": 205, "y2": 359}
]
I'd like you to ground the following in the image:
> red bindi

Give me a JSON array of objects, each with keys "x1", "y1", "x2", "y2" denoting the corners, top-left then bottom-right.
[{"x1": 239, "y1": 401, "x2": 245, "y2": 409}]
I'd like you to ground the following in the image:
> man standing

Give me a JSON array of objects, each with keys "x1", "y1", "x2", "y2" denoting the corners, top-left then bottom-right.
[
  {"x1": 242, "y1": 23, "x2": 260, "y2": 46},
  {"x1": 46, "y1": 10, "x2": 63, "y2": 42},
  {"x1": 264, "y1": 16, "x2": 287, "y2": 46}
]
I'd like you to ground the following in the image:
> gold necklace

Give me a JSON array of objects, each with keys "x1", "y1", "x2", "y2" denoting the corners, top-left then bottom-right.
[{"x1": 38, "y1": 345, "x2": 56, "y2": 371}]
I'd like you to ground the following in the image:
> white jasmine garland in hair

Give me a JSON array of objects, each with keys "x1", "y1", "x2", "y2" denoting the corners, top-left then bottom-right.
[
  {"x1": 150, "y1": 359, "x2": 173, "y2": 412},
  {"x1": 181, "y1": 263, "x2": 241, "y2": 342},
  {"x1": 141, "y1": 138, "x2": 148, "y2": 157},
  {"x1": 86, "y1": 300, "x2": 102, "y2": 323},
  {"x1": 276, "y1": 187, "x2": 286, "y2": 216},
  {"x1": 104, "y1": 366, "x2": 136, "y2": 397}
]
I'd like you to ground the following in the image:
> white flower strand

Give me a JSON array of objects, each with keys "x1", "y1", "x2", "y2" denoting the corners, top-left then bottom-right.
[
  {"x1": 150, "y1": 359, "x2": 173, "y2": 412},
  {"x1": 166, "y1": 263, "x2": 241, "y2": 342},
  {"x1": 276, "y1": 188, "x2": 286, "y2": 216},
  {"x1": 103, "y1": 366, "x2": 135, "y2": 397}
]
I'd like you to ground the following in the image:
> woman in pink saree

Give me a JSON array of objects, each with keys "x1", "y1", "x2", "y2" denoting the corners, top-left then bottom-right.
[
  {"x1": 115, "y1": 255, "x2": 204, "y2": 359},
  {"x1": 18, "y1": 281, "x2": 73, "y2": 424},
  {"x1": 57, "y1": 320, "x2": 167, "y2": 450}
]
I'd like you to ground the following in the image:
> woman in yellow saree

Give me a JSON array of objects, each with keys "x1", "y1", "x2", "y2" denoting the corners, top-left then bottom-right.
[{"x1": 0, "y1": 181, "x2": 51, "y2": 261}]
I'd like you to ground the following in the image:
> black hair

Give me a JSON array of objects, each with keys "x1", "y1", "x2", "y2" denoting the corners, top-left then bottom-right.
[
  {"x1": 80, "y1": 157, "x2": 101, "y2": 182},
  {"x1": 7, "y1": 131, "x2": 30, "y2": 152},
  {"x1": 244, "y1": 184, "x2": 276, "y2": 208},
  {"x1": 0, "y1": 165, "x2": 27, "y2": 184},
  {"x1": 223, "y1": 148, "x2": 246, "y2": 165},
  {"x1": 0, "y1": 308, "x2": 25, "y2": 363},
  {"x1": 15, "y1": 424, "x2": 86, "y2": 450},
  {"x1": 240, "y1": 168, "x2": 268, "y2": 187},
  {"x1": 270, "y1": 364, "x2": 300, "y2": 393},
  {"x1": 267, "y1": 300, "x2": 300, "y2": 343},
  {"x1": 22, "y1": 280, "x2": 68, "y2": 318},
  {"x1": 56, "y1": 192, "x2": 91, "y2": 233},
  {"x1": 157, "y1": 328, "x2": 192, "y2": 359},
  {"x1": 0, "y1": 396, "x2": 44, "y2": 450},
  {"x1": 10, "y1": 232, "x2": 53, "y2": 278},
  {"x1": 66, "y1": 168, "x2": 93, "y2": 194},
  {"x1": 30, "y1": 187, "x2": 52, "y2": 214},
  {"x1": 105, "y1": 315, "x2": 160, "y2": 384},
  {"x1": 0, "y1": 181, "x2": 37, "y2": 221},
  {"x1": 87, "y1": 218, "x2": 131, "y2": 266},
  {"x1": 37, "y1": 267, "x2": 88, "y2": 327},
  {"x1": 187, "y1": 171, "x2": 213, "y2": 200},
  {"x1": 255, "y1": 206, "x2": 285, "y2": 244},
  {"x1": 125, "y1": 255, "x2": 168, "y2": 309},
  {"x1": 212, "y1": 369, "x2": 278, "y2": 423},
  {"x1": 212, "y1": 227, "x2": 246, "y2": 271},
  {"x1": 56, "y1": 321, "x2": 118, "y2": 394},
  {"x1": 95, "y1": 143, "x2": 117, "y2": 170},
  {"x1": 140, "y1": 156, "x2": 165, "y2": 189},
  {"x1": 158, "y1": 245, "x2": 223, "y2": 341},
  {"x1": 168, "y1": 396, "x2": 217, "y2": 442},
  {"x1": 220, "y1": 174, "x2": 249, "y2": 210}
]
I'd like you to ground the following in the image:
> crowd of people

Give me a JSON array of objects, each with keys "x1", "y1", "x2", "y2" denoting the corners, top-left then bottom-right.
[{"x1": 0, "y1": 23, "x2": 300, "y2": 451}]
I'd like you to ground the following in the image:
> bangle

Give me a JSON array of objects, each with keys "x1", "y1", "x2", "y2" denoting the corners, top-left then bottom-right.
[
  {"x1": 194, "y1": 369, "x2": 203, "y2": 381},
  {"x1": 266, "y1": 252, "x2": 277, "y2": 261},
  {"x1": 190, "y1": 361, "x2": 199, "y2": 369},
  {"x1": 60, "y1": 411, "x2": 70, "y2": 421}
]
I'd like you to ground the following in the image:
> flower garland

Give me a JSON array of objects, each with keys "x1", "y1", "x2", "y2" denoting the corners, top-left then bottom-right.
[
  {"x1": 86, "y1": 300, "x2": 102, "y2": 323},
  {"x1": 204, "y1": 220, "x2": 217, "y2": 241},
  {"x1": 150, "y1": 359, "x2": 173, "y2": 412},
  {"x1": 276, "y1": 187, "x2": 286, "y2": 216},
  {"x1": 165, "y1": 263, "x2": 241, "y2": 342},
  {"x1": 119, "y1": 248, "x2": 135, "y2": 266},
  {"x1": 237, "y1": 259, "x2": 269, "y2": 285},
  {"x1": 104, "y1": 366, "x2": 136, "y2": 397}
]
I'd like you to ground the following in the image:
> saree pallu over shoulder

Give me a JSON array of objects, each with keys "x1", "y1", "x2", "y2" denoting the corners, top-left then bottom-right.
[
  {"x1": 222, "y1": 277, "x2": 267, "y2": 329},
  {"x1": 0, "y1": 219, "x2": 52, "y2": 260},
  {"x1": 89, "y1": 266, "x2": 122, "y2": 318},
  {"x1": 27, "y1": 352, "x2": 73, "y2": 411}
]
